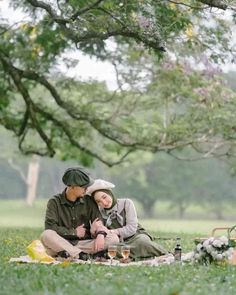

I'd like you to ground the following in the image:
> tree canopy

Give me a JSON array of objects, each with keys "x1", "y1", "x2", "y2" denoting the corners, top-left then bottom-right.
[{"x1": 0, "y1": 0, "x2": 236, "y2": 166}]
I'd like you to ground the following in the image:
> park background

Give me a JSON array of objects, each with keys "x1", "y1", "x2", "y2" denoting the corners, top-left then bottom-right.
[{"x1": 1, "y1": 115, "x2": 236, "y2": 232}]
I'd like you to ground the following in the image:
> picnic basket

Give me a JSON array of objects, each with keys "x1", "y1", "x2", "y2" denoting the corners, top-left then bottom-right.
[{"x1": 194, "y1": 225, "x2": 236, "y2": 265}]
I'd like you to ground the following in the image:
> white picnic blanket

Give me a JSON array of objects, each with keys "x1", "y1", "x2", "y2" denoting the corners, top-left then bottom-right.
[{"x1": 9, "y1": 252, "x2": 194, "y2": 266}]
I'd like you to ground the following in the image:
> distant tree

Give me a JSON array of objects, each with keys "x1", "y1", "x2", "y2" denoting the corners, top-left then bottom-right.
[
  {"x1": 2, "y1": 151, "x2": 39, "y2": 205},
  {"x1": 102, "y1": 148, "x2": 236, "y2": 218},
  {"x1": 197, "y1": 159, "x2": 236, "y2": 219},
  {"x1": 0, "y1": 126, "x2": 39, "y2": 204},
  {"x1": 0, "y1": 159, "x2": 26, "y2": 199},
  {"x1": 105, "y1": 151, "x2": 200, "y2": 217}
]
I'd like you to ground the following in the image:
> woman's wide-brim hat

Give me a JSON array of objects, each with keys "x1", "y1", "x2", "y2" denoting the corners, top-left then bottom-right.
[{"x1": 86, "y1": 179, "x2": 115, "y2": 195}]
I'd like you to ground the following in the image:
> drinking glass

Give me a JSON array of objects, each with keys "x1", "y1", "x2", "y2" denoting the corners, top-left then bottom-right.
[
  {"x1": 121, "y1": 245, "x2": 130, "y2": 260},
  {"x1": 108, "y1": 245, "x2": 117, "y2": 265}
]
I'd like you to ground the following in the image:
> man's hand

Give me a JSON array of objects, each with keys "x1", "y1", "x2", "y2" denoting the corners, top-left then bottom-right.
[
  {"x1": 90, "y1": 218, "x2": 106, "y2": 236},
  {"x1": 76, "y1": 224, "x2": 86, "y2": 238},
  {"x1": 94, "y1": 234, "x2": 105, "y2": 252}
]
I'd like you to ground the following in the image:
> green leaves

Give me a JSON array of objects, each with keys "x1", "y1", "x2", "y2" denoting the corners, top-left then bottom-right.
[{"x1": 0, "y1": 0, "x2": 235, "y2": 165}]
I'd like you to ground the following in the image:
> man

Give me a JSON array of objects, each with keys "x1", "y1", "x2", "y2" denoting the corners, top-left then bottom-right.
[{"x1": 41, "y1": 167, "x2": 119, "y2": 260}]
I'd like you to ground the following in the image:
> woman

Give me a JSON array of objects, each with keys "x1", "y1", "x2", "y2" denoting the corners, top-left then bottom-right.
[{"x1": 87, "y1": 179, "x2": 167, "y2": 260}]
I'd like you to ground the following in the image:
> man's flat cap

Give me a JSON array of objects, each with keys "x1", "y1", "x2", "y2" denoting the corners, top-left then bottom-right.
[{"x1": 62, "y1": 167, "x2": 94, "y2": 188}]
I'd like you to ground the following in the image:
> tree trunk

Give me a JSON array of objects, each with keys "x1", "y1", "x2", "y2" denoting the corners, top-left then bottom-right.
[
  {"x1": 178, "y1": 202, "x2": 187, "y2": 219},
  {"x1": 212, "y1": 207, "x2": 224, "y2": 220},
  {"x1": 26, "y1": 156, "x2": 39, "y2": 206}
]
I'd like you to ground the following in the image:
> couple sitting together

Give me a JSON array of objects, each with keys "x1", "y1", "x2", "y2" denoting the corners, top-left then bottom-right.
[{"x1": 41, "y1": 167, "x2": 167, "y2": 261}]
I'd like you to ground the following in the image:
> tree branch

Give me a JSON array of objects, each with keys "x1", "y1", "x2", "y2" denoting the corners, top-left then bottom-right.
[
  {"x1": 167, "y1": 0, "x2": 236, "y2": 11},
  {"x1": 71, "y1": 0, "x2": 105, "y2": 20},
  {"x1": 32, "y1": 103, "x2": 135, "y2": 166},
  {"x1": 17, "y1": 109, "x2": 29, "y2": 136},
  {"x1": 197, "y1": 0, "x2": 228, "y2": 10},
  {"x1": 0, "y1": 51, "x2": 55, "y2": 157},
  {"x1": 7, "y1": 158, "x2": 27, "y2": 183},
  {"x1": 25, "y1": 0, "x2": 69, "y2": 24},
  {"x1": 167, "y1": 0, "x2": 206, "y2": 9},
  {"x1": 25, "y1": 0, "x2": 165, "y2": 51},
  {"x1": 167, "y1": 0, "x2": 229, "y2": 10}
]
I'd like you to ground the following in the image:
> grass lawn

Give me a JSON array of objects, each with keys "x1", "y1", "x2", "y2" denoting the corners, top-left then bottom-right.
[
  {"x1": 1, "y1": 227, "x2": 236, "y2": 295},
  {"x1": 141, "y1": 219, "x2": 236, "y2": 236},
  {"x1": 0, "y1": 200, "x2": 46, "y2": 227},
  {"x1": 1, "y1": 200, "x2": 236, "y2": 294}
]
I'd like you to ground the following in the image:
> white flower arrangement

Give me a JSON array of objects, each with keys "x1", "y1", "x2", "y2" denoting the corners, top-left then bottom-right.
[{"x1": 193, "y1": 236, "x2": 234, "y2": 265}]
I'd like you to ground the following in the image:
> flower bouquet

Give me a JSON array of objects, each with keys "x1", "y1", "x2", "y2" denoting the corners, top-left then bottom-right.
[{"x1": 193, "y1": 236, "x2": 234, "y2": 265}]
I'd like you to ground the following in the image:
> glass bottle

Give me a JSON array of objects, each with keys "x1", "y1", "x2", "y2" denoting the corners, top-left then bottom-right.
[{"x1": 174, "y1": 237, "x2": 182, "y2": 261}]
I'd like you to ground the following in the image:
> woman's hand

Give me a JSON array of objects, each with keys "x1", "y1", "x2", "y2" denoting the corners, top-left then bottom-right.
[
  {"x1": 90, "y1": 218, "x2": 104, "y2": 235},
  {"x1": 90, "y1": 218, "x2": 109, "y2": 236}
]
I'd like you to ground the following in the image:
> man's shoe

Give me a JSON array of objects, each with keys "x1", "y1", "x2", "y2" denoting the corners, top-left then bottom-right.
[
  {"x1": 78, "y1": 251, "x2": 90, "y2": 261},
  {"x1": 57, "y1": 250, "x2": 70, "y2": 259},
  {"x1": 92, "y1": 250, "x2": 108, "y2": 259}
]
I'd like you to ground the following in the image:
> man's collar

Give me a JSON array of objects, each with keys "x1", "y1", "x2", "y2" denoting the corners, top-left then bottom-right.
[
  {"x1": 60, "y1": 190, "x2": 68, "y2": 204},
  {"x1": 77, "y1": 198, "x2": 85, "y2": 204},
  {"x1": 60, "y1": 189, "x2": 85, "y2": 205}
]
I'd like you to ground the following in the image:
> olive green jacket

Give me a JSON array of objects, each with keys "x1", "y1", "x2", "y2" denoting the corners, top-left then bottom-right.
[{"x1": 45, "y1": 190, "x2": 101, "y2": 245}]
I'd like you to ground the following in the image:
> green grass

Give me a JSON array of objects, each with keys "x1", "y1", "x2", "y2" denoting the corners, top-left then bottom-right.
[
  {"x1": 141, "y1": 219, "x2": 236, "y2": 236},
  {"x1": 1, "y1": 227, "x2": 236, "y2": 295},
  {"x1": 1, "y1": 200, "x2": 236, "y2": 294},
  {"x1": 0, "y1": 200, "x2": 46, "y2": 227}
]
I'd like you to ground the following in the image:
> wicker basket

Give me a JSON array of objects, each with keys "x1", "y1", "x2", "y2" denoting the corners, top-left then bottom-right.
[{"x1": 194, "y1": 225, "x2": 236, "y2": 265}]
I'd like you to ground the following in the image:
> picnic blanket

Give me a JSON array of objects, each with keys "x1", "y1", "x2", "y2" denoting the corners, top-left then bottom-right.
[
  {"x1": 9, "y1": 252, "x2": 195, "y2": 266},
  {"x1": 8, "y1": 239, "x2": 178, "y2": 266},
  {"x1": 9, "y1": 234, "x2": 236, "y2": 266}
]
